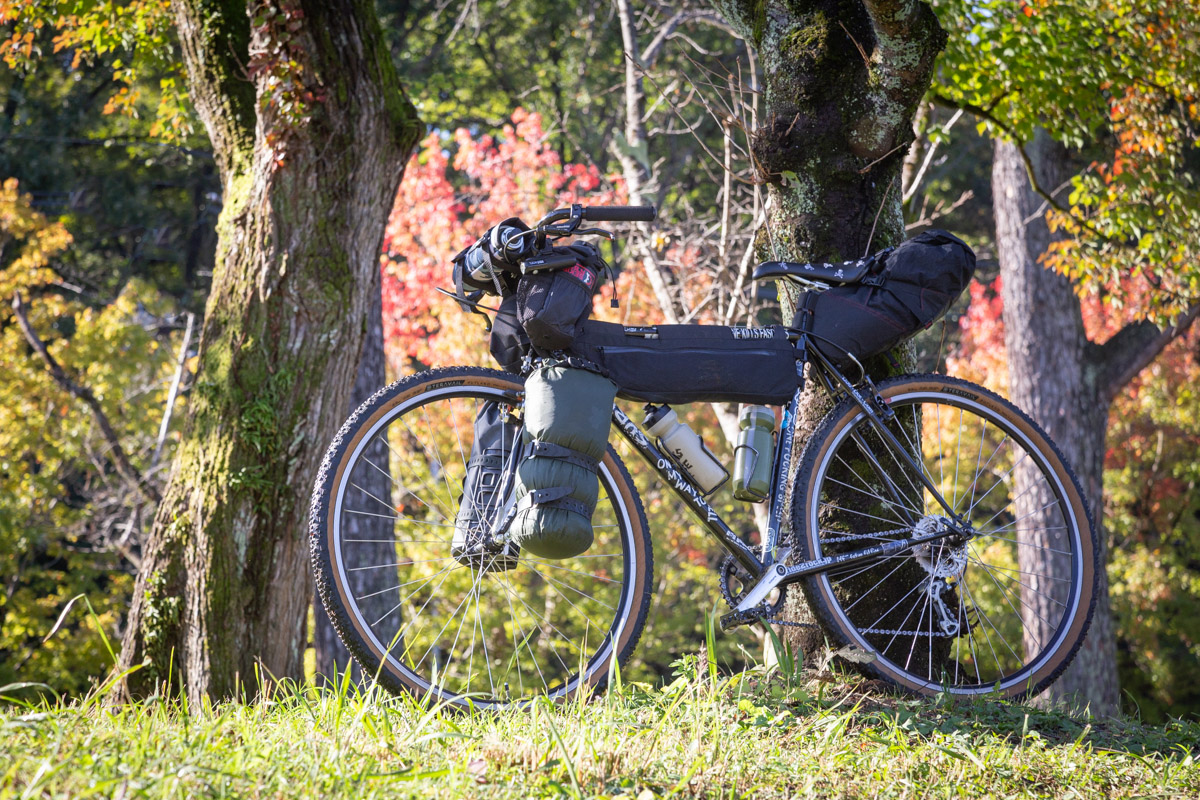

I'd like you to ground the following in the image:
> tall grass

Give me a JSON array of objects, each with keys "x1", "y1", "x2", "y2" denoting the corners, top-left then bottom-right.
[{"x1": 3, "y1": 650, "x2": 1198, "y2": 799}]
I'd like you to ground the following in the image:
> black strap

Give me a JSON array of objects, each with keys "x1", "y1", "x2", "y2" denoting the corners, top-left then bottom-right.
[
  {"x1": 527, "y1": 440, "x2": 600, "y2": 472},
  {"x1": 517, "y1": 487, "x2": 592, "y2": 518}
]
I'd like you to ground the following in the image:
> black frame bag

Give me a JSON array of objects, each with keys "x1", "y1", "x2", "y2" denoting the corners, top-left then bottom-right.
[
  {"x1": 569, "y1": 322, "x2": 800, "y2": 405},
  {"x1": 792, "y1": 230, "x2": 976, "y2": 370}
]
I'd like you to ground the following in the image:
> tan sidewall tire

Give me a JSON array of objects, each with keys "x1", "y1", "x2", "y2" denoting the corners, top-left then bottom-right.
[
  {"x1": 793, "y1": 374, "x2": 1098, "y2": 700},
  {"x1": 309, "y1": 366, "x2": 653, "y2": 709}
]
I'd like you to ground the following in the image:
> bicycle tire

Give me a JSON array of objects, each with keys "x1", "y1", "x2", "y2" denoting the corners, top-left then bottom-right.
[
  {"x1": 309, "y1": 366, "x2": 653, "y2": 709},
  {"x1": 791, "y1": 373, "x2": 1098, "y2": 699}
]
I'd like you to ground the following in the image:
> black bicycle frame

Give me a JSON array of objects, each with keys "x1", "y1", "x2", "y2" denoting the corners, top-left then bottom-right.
[{"x1": 609, "y1": 331, "x2": 966, "y2": 612}]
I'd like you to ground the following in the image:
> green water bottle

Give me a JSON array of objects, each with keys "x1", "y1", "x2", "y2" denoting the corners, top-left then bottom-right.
[{"x1": 732, "y1": 405, "x2": 776, "y2": 502}]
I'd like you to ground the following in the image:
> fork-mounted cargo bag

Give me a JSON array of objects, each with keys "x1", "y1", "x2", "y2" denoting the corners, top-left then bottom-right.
[
  {"x1": 568, "y1": 322, "x2": 800, "y2": 405},
  {"x1": 453, "y1": 402, "x2": 521, "y2": 570},
  {"x1": 791, "y1": 230, "x2": 976, "y2": 370},
  {"x1": 510, "y1": 364, "x2": 617, "y2": 559}
]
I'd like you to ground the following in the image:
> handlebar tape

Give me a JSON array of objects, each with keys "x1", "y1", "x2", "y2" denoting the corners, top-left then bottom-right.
[{"x1": 581, "y1": 205, "x2": 657, "y2": 222}]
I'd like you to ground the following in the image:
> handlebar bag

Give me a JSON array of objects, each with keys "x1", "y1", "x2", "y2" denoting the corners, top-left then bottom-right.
[
  {"x1": 791, "y1": 230, "x2": 976, "y2": 370},
  {"x1": 510, "y1": 364, "x2": 617, "y2": 559},
  {"x1": 516, "y1": 243, "x2": 606, "y2": 354},
  {"x1": 568, "y1": 322, "x2": 801, "y2": 405}
]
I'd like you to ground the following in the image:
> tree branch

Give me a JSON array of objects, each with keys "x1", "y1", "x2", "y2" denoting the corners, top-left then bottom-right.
[
  {"x1": 11, "y1": 293, "x2": 161, "y2": 505},
  {"x1": 643, "y1": 10, "x2": 735, "y2": 67},
  {"x1": 1096, "y1": 304, "x2": 1200, "y2": 405}
]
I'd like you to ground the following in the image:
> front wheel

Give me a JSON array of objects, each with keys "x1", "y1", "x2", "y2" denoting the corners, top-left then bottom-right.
[
  {"x1": 792, "y1": 374, "x2": 1098, "y2": 700},
  {"x1": 309, "y1": 366, "x2": 654, "y2": 709}
]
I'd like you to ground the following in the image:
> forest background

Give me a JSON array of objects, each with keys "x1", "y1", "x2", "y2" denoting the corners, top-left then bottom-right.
[{"x1": 1, "y1": 0, "x2": 1198, "y2": 724}]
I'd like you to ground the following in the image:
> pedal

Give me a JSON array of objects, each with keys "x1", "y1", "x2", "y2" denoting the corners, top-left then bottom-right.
[{"x1": 719, "y1": 603, "x2": 770, "y2": 632}]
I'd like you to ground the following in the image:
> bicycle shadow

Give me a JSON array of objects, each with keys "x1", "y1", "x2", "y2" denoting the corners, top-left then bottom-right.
[{"x1": 762, "y1": 675, "x2": 1200, "y2": 758}]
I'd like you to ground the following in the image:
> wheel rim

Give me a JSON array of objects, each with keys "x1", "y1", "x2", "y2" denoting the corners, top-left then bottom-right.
[
  {"x1": 806, "y1": 389, "x2": 1086, "y2": 695},
  {"x1": 329, "y1": 382, "x2": 639, "y2": 707}
]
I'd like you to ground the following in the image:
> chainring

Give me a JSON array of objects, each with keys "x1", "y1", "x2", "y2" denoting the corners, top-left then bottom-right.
[{"x1": 718, "y1": 551, "x2": 787, "y2": 616}]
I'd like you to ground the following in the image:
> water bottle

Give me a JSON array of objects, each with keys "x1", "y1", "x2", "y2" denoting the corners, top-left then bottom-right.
[
  {"x1": 733, "y1": 405, "x2": 776, "y2": 502},
  {"x1": 641, "y1": 404, "x2": 728, "y2": 494},
  {"x1": 464, "y1": 224, "x2": 528, "y2": 285}
]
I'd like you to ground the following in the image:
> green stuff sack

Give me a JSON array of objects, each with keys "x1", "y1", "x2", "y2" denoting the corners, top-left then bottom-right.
[{"x1": 511, "y1": 365, "x2": 617, "y2": 559}]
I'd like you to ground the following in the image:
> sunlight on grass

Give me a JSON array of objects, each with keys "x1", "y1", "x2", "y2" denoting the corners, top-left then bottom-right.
[{"x1": 3, "y1": 661, "x2": 1199, "y2": 800}]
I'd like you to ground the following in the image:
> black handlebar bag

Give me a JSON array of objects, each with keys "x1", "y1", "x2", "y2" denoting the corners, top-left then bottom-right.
[
  {"x1": 791, "y1": 230, "x2": 976, "y2": 370},
  {"x1": 569, "y1": 322, "x2": 801, "y2": 405}
]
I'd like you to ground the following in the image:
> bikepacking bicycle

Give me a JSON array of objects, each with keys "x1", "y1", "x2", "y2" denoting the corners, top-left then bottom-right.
[{"x1": 309, "y1": 203, "x2": 1098, "y2": 710}]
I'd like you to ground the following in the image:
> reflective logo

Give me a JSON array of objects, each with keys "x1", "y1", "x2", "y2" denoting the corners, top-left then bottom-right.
[{"x1": 730, "y1": 327, "x2": 774, "y2": 340}]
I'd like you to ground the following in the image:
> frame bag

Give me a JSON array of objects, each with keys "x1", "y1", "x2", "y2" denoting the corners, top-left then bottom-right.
[
  {"x1": 791, "y1": 229, "x2": 977, "y2": 370},
  {"x1": 569, "y1": 322, "x2": 800, "y2": 405}
]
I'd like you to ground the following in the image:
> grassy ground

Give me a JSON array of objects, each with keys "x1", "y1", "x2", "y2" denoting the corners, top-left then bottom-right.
[{"x1": 3, "y1": 655, "x2": 1198, "y2": 800}]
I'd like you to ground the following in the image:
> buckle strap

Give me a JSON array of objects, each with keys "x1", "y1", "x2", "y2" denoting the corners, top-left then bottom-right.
[
  {"x1": 528, "y1": 440, "x2": 600, "y2": 472},
  {"x1": 517, "y1": 487, "x2": 592, "y2": 518}
]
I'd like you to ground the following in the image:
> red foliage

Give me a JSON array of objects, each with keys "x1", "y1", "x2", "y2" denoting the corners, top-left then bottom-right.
[{"x1": 380, "y1": 109, "x2": 625, "y2": 374}]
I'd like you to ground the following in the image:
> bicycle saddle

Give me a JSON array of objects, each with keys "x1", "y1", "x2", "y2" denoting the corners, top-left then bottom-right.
[{"x1": 752, "y1": 256, "x2": 874, "y2": 285}]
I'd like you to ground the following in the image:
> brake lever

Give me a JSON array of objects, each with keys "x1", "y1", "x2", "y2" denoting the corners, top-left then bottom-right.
[{"x1": 572, "y1": 227, "x2": 614, "y2": 240}]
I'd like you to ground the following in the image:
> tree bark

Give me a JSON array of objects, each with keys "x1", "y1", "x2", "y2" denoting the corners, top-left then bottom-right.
[
  {"x1": 114, "y1": 0, "x2": 422, "y2": 702},
  {"x1": 993, "y1": 135, "x2": 1126, "y2": 714},
  {"x1": 713, "y1": 0, "x2": 945, "y2": 659}
]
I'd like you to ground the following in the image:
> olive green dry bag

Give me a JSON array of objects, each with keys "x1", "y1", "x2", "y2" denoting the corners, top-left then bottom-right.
[{"x1": 511, "y1": 365, "x2": 617, "y2": 559}]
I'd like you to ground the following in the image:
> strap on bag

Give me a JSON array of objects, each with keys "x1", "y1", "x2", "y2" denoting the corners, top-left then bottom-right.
[{"x1": 517, "y1": 486, "x2": 592, "y2": 518}]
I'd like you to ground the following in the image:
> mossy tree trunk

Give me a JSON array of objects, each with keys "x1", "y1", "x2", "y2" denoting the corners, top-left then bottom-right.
[
  {"x1": 114, "y1": 0, "x2": 422, "y2": 701},
  {"x1": 712, "y1": 0, "x2": 945, "y2": 659}
]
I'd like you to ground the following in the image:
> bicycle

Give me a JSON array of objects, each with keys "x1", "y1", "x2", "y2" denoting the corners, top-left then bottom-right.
[{"x1": 309, "y1": 203, "x2": 1098, "y2": 710}]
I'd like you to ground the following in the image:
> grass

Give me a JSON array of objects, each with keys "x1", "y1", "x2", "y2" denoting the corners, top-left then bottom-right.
[{"x1": 3, "y1": 655, "x2": 1199, "y2": 800}]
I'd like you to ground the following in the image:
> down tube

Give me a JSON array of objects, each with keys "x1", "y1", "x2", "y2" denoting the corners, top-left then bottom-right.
[{"x1": 611, "y1": 406, "x2": 764, "y2": 578}]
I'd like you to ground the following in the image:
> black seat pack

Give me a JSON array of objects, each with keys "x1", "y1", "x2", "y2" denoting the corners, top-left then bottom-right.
[
  {"x1": 569, "y1": 322, "x2": 800, "y2": 405},
  {"x1": 791, "y1": 230, "x2": 976, "y2": 370}
]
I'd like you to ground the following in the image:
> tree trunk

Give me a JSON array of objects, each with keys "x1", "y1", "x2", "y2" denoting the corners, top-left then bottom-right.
[
  {"x1": 312, "y1": 288, "x2": 395, "y2": 685},
  {"x1": 114, "y1": 0, "x2": 422, "y2": 702},
  {"x1": 992, "y1": 136, "x2": 1121, "y2": 714},
  {"x1": 713, "y1": 0, "x2": 945, "y2": 659}
]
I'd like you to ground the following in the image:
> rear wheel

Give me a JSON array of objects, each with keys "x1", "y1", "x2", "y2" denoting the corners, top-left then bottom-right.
[
  {"x1": 792, "y1": 374, "x2": 1098, "y2": 699},
  {"x1": 309, "y1": 366, "x2": 653, "y2": 709}
]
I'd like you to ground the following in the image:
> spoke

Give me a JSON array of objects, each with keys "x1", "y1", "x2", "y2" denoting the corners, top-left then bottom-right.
[
  {"x1": 864, "y1": 575, "x2": 929, "y2": 632},
  {"x1": 350, "y1": 556, "x2": 458, "y2": 572},
  {"x1": 375, "y1": 560, "x2": 457, "y2": 631},
  {"x1": 961, "y1": 433, "x2": 1010, "y2": 517},
  {"x1": 985, "y1": 501, "x2": 1066, "y2": 534},
  {"x1": 953, "y1": 408, "x2": 963, "y2": 509},
  {"x1": 375, "y1": 433, "x2": 454, "y2": 522},
  {"x1": 500, "y1": 569, "x2": 551, "y2": 694},
  {"x1": 965, "y1": 557, "x2": 1072, "y2": 584},
  {"x1": 833, "y1": 453, "x2": 922, "y2": 518},
  {"x1": 974, "y1": 550, "x2": 1048, "y2": 654},
  {"x1": 346, "y1": 509, "x2": 458, "y2": 530},
  {"x1": 344, "y1": 537, "x2": 444, "y2": 544},
  {"x1": 818, "y1": 501, "x2": 916, "y2": 529},
  {"x1": 965, "y1": 449, "x2": 1030, "y2": 521},
  {"x1": 356, "y1": 564, "x2": 458, "y2": 602},
  {"x1": 494, "y1": 576, "x2": 580, "y2": 677},
  {"x1": 524, "y1": 563, "x2": 613, "y2": 625},
  {"x1": 841, "y1": 555, "x2": 919, "y2": 613},
  {"x1": 968, "y1": 546, "x2": 1068, "y2": 608},
  {"x1": 823, "y1": 476, "x2": 920, "y2": 520},
  {"x1": 421, "y1": 404, "x2": 461, "y2": 518},
  {"x1": 892, "y1": 405, "x2": 943, "y2": 504},
  {"x1": 350, "y1": 481, "x2": 402, "y2": 517},
  {"x1": 958, "y1": 578, "x2": 1003, "y2": 683},
  {"x1": 975, "y1": 531, "x2": 1074, "y2": 557},
  {"x1": 520, "y1": 558, "x2": 622, "y2": 584},
  {"x1": 965, "y1": 416, "x2": 988, "y2": 515}
]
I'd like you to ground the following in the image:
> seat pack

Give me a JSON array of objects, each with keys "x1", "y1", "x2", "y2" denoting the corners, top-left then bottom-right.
[{"x1": 790, "y1": 230, "x2": 977, "y2": 370}]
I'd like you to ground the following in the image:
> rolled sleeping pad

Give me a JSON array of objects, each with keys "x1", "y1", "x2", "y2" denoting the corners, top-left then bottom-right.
[{"x1": 511, "y1": 365, "x2": 617, "y2": 559}]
